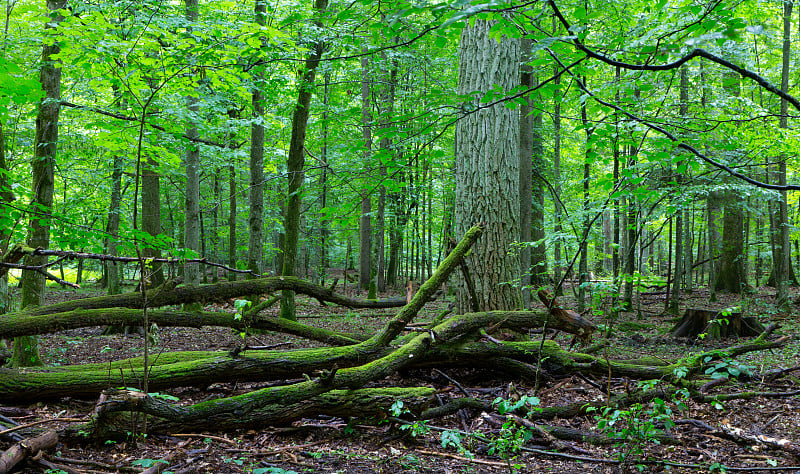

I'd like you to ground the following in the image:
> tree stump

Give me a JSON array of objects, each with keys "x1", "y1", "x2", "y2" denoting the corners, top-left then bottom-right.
[{"x1": 671, "y1": 308, "x2": 765, "y2": 339}]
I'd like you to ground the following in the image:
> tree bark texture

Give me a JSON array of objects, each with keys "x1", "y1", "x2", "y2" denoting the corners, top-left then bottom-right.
[
  {"x1": 183, "y1": 0, "x2": 201, "y2": 295},
  {"x1": 280, "y1": 0, "x2": 328, "y2": 320},
  {"x1": 359, "y1": 54, "x2": 372, "y2": 291},
  {"x1": 15, "y1": 0, "x2": 67, "y2": 367},
  {"x1": 247, "y1": 0, "x2": 267, "y2": 278},
  {"x1": 454, "y1": 19, "x2": 521, "y2": 313},
  {"x1": 519, "y1": 38, "x2": 533, "y2": 308},
  {"x1": 715, "y1": 195, "x2": 746, "y2": 293}
]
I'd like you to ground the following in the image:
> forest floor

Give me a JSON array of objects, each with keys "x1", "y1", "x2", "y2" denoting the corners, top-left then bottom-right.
[{"x1": 6, "y1": 280, "x2": 800, "y2": 473}]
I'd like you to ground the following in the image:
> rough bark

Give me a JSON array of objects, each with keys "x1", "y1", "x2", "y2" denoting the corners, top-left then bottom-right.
[
  {"x1": 183, "y1": 0, "x2": 201, "y2": 306},
  {"x1": 715, "y1": 195, "x2": 746, "y2": 293},
  {"x1": 454, "y1": 19, "x2": 521, "y2": 312},
  {"x1": 519, "y1": 38, "x2": 533, "y2": 308},
  {"x1": 359, "y1": 54, "x2": 372, "y2": 291},
  {"x1": 0, "y1": 430, "x2": 57, "y2": 474},
  {"x1": 280, "y1": 0, "x2": 328, "y2": 320},
  {"x1": 671, "y1": 308, "x2": 765, "y2": 339},
  {"x1": 247, "y1": 0, "x2": 267, "y2": 279},
  {"x1": 14, "y1": 0, "x2": 67, "y2": 367}
]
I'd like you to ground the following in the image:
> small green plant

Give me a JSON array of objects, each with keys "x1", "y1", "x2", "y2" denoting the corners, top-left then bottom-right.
[
  {"x1": 703, "y1": 354, "x2": 754, "y2": 380},
  {"x1": 131, "y1": 458, "x2": 168, "y2": 468},
  {"x1": 487, "y1": 420, "x2": 530, "y2": 472},
  {"x1": 441, "y1": 429, "x2": 473, "y2": 458},
  {"x1": 388, "y1": 400, "x2": 429, "y2": 438},
  {"x1": 493, "y1": 394, "x2": 540, "y2": 415},
  {"x1": 589, "y1": 390, "x2": 676, "y2": 471}
]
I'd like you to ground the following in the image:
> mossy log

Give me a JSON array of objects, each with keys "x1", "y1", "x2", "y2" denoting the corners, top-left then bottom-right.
[
  {"x1": 64, "y1": 387, "x2": 435, "y2": 440},
  {"x1": 0, "y1": 311, "x2": 592, "y2": 401}
]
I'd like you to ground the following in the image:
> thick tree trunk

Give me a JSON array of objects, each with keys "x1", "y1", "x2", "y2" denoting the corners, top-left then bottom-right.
[
  {"x1": 715, "y1": 195, "x2": 746, "y2": 293},
  {"x1": 454, "y1": 19, "x2": 521, "y2": 312}
]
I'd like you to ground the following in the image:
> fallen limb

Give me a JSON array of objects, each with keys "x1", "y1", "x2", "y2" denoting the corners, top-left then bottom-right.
[
  {"x1": 0, "y1": 430, "x2": 58, "y2": 474},
  {"x1": 16, "y1": 275, "x2": 408, "y2": 318},
  {"x1": 0, "y1": 308, "x2": 365, "y2": 346},
  {"x1": 0, "y1": 313, "x2": 594, "y2": 401},
  {"x1": 66, "y1": 387, "x2": 435, "y2": 440}
]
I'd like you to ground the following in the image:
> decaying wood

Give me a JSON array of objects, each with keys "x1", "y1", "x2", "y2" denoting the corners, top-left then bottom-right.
[
  {"x1": 0, "y1": 430, "x2": 58, "y2": 474},
  {"x1": 0, "y1": 224, "x2": 792, "y2": 456},
  {"x1": 671, "y1": 308, "x2": 765, "y2": 338},
  {"x1": 537, "y1": 289, "x2": 596, "y2": 343}
]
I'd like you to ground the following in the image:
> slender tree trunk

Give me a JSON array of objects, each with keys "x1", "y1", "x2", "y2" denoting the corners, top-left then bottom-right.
[
  {"x1": 359, "y1": 55, "x2": 372, "y2": 292},
  {"x1": 106, "y1": 151, "x2": 123, "y2": 296},
  {"x1": 623, "y1": 146, "x2": 637, "y2": 310},
  {"x1": 247, "y1": 0, "x2": 266, "y2": 282},
  {"x1": 612, "y1": 66, "x2": 621, "y2": 282},
  {"x1": 774, "y1": 0, "x2": 792, "y2": 310},
  {"x1": 519, "y1": 38, "x2": 533, "y2": 307},
  {"x1": 669, "y1": 67, "x2": 688, "y2": 314},
  {"x1": 15, "y1": 0, "x2": 67, "y2": 367},
  {"x1": 183, "y1": 0, "x2": 201, "y2": 310},
  {"x1": 279, "y1": 0, "x2": 327, "y2": 320},
  {"x1": 578, "y1": 83, "x2": 592, "y2": 313},
  {"x1": 375, "y1": 40, "x2": 395, "y2": 293},
  {"x1": 212, "y1": 171, "x2": 219, "y2": 283},
  {"x1": 552, "y1": 52, "x2": 563, "y2": 296},
  {"x1": 319, "y1": 72, "x2": 330, "y2": 286},
  {"x1": 531, "y1": 87, "x2": 547, "y2": 288},
  {"x1": 454, "y1": 19, "x2": 520, "y2": 312},
  {"x1": 228, "y1": 162, "x2": 237, "y2": 281},
  {"x1": 0, "y1": 115, "x2": 13, "y2": 329}
]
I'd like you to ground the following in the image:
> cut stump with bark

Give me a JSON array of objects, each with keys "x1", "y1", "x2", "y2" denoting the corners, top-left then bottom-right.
[{"x1": 671, "y1": 308, "x2": 765, "y2": 339}]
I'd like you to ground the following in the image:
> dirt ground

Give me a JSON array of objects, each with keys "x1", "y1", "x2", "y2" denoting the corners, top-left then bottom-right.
[{"x1": 3, "y1": 282, "x2": 800, "y2": 473}]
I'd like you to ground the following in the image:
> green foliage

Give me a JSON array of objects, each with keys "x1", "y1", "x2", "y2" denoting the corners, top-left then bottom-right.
[
  {"x1": 389, "y1": 400, "x2": 429, "y2": 437},
  {"x1": 487, "y1": 420, "x2": 530, "y2": 471},
  {"x1": 441, "y1": 429, "x2": 473, "y2": 458},
  {"x1": 588, "y1": 384, "x2": 684, "y2": 469},
  {"x1": 702, "y1": 354, "x2": 755, "y2": 380},
  {"x1": 492, "y1": 395, "x2": 540, "y2": 415},
  {"x1": 131, "y1": 458, "x2": 169, "y2": 468}
]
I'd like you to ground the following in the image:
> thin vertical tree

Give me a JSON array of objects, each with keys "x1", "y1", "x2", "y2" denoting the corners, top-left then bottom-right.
[
  {"x1": 14, "y1": 0, "x2": 67, "y2": 367},
  {"x1": 247, "y1": 0, "x2": 266, "y2": 281},
  {"x1": 183, "y1": 0, "x2": 201, "y2": 308},
  {"x1": 279, "y1": 0, "x2": 328, "y2": 320},
  {"x1": 359, "y1": 54, "x2": 372, "y2": 292},
  {"x1": 773, "y1": 0, "x2": 792, "y2": 310}
]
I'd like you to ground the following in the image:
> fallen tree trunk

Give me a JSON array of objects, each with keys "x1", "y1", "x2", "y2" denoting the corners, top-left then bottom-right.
[
  {"x1": 0, "y1": 308, "x2": 366, "y2": 346},
  {"x1": 64, "y1": 387, "x2": 435, "y2": 440},
  {"x1": 15, "y1": 275, "x2": 408, "y2": 319},
  {"x1": 0, "y1": 311, "x2": 593, "y2": 401}
]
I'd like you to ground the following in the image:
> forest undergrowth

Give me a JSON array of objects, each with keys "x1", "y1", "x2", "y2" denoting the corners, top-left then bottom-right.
[{"x1": 4, "y1": 282, "x2": 800, "y2": 474}]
